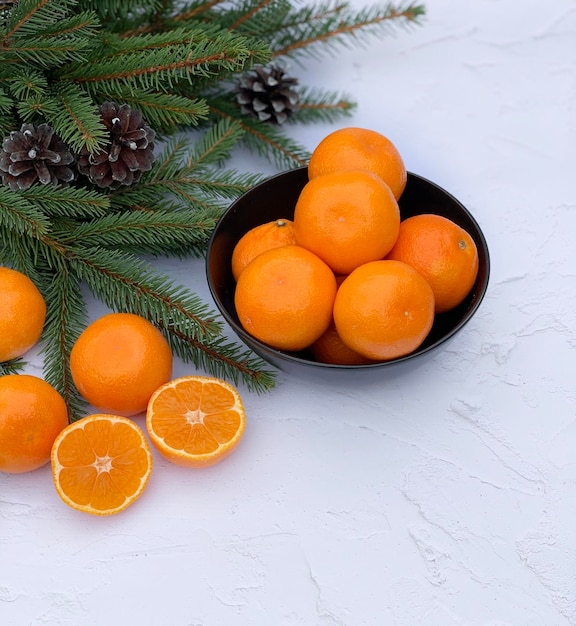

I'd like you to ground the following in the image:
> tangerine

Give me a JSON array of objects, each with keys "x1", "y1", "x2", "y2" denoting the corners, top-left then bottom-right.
[
  {"x1": 386, "y1": 213, "x2": 479, "y2": 313},
  {"x1": 231, "y1": 218, "x2": 296, "y2": 281},
  {"x1": 308, "y1": 126, "x2": 407, "y2": 200},
  {"x1": 234, "y1": 245, "x2": 337, "y2": 351},
  {"x1": 293, "y1": 169, "x2": 400, "y2": 275},
  {"x1": 51, "y1": 413, "x2": 153, "y2": 516},
  {"x1": 333, "y1": 260, "x2": 435, "y2": 361},
  {"x1": 310, "y1": 323, "x2": 379, "y2": 365},
  {"x1": 0, "y1": 374, "x2": 68, "y2": 474},
  {"x1": 70, "y1": 312, "x2": 173, "y2": 416},
  {"x1": 146, "y1": 375, "x2": 246, "y2": 468},
  {"x1": 0, "y1": 267, "x2": 46, "y2": 362}
]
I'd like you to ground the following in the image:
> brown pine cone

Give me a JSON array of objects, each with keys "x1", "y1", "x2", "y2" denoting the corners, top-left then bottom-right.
[
  {"x1": 0, "y1": 124, "x2": 75, "y2": 191},
  {"x1": 237, "y1": 65, "x2": 299, "y2": 125},
  {"x1": 77, "y1": 102, "x2": 156, "y2": 189}
]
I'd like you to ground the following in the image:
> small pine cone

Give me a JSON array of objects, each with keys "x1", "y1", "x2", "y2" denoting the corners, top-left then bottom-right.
[
  {"x1": 237, "y1": 65, "x2": 299, "y2": 125},
  {"x1": 77, "y1": 102, "x2": 156, "y2": 189},
  {"x1": 0, "y1": 124, "x2": 75, "y2": 191}
]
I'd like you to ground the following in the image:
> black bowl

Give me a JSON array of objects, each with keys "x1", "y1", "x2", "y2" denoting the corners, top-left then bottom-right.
[{"x1": 206, "y1": 167, "x2": 490, "y2": 378}]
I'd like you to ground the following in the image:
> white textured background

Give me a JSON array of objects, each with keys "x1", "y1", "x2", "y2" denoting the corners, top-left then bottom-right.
[{"x1": 2, "y1": 1, "x2": 576, "y2": 624}]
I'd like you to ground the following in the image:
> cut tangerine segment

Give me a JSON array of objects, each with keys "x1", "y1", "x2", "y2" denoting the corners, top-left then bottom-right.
[
  {"x1": 146, "y1": 376, "x2": 246, "y2": 468},
  {"x1": 51, "y1": 414, "x2": 153, "y2": 516}
]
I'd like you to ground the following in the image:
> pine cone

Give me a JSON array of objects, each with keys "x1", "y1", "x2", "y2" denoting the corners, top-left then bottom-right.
[
  {"x1": 77, "y1": 102, "x2": 156, "y2": 189},
  {"x1": 0, "y1": 124, "x2": 75, "y2": 191},
  {"x1": 237, "y1": 65, "x2": 299, "y2": 125}
]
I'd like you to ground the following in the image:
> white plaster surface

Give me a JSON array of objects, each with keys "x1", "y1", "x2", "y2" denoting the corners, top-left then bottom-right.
[{"x1": 2, "y1": 1, "x2": 575, "y2": 624}]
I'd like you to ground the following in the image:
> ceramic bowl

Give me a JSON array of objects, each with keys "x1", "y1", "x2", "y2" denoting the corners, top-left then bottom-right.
[{"x1": 206, "y1": 167, "x2": 490, "y2": 377}]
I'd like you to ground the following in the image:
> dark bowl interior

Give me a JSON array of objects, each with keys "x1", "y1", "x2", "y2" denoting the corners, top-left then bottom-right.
[{"x1": 207, "y1": 167, "x2": 490, "y2": 376}]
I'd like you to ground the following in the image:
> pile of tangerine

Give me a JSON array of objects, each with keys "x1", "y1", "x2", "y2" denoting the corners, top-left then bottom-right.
[{"x1": 232, "y1": 127, "x2": 479, "y2": 365}]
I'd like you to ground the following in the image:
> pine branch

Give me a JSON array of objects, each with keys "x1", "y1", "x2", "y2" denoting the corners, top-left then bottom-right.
[
  {"x1": 45, "y1": 82, "x2": 109, "y2": 154},
  {"x1": 270, "y1": 1, "x2": 425, "y2": 59},
  {"x1": 18, "y1": 185, "x2": 110, "y2": 219},
  {"x1": 208, "y1": 95, "x2": 310, "y2": 168},
  {"x1": 57, "y1": 30, "x2": 271, "y2": 92},
  {"x1": 0, "y1": 186, "x2": 51, "y2": 237},
  {"x1": 163, "y1": 324, "x2": 278, "y2": 393},
  {"x1": 90, "y1": 87, "x2": 209, "y2": 133},
  {"x1": 1, "y1": 0, "x2": 99, "y2": 67},
  {"x1": 56, "y1": 208, "x2": 218, "y2": 258},
  {"x1": 0, "y1": 358, "x2": 26, "y2": 375},
  {"x1": 68, "y1": 246, "x2": 223, "y2": 341},
  {"x1": 110, "y1": 123, "x2": 265, "y2": 212},
  {"x1": 293, "y1": 85, "x2": 356, "y2": 124},
  {"x1": 41, "y1": 265, "x2": 88, "y2": 422}
]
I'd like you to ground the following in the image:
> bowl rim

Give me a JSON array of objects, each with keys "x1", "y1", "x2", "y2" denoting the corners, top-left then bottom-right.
[{"x1": 206, "y1": 167, "x2": 491, "y2": 371}]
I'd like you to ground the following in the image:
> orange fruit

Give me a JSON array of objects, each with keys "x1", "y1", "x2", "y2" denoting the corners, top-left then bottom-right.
[
  {"x1": 146, "y1": 375, "x2": 246, "y2": 468},
  {"x1": 0, "y1": 374, "x2": 68, "y2": 474},
  {"x1": 231, "y1": 218, "x2": 296, "y2": 281},
  {"x1": 70, "y1": 312, "x2": 173, "y2": 416},
  {"x1": 386, "y1": 214, "x2": 479, "y2": 313},
  {"x1": 0, "y1": 267, "x2": 46, "y2": 362},
  {"x1": 234, "y1": 245, "x2": 337, "y2": 351},
  {"x1": 333, "y1": 260, "x2": 435, "y2": 361},
  {"x1": 308, "y1": 126, "x2": 407, "y2": 200},
  {"x1": 310, "y1": 323, "x2": 379, "y2": 365},
  {"x1": 293, "y1": 169, "x2": 400, "y2": 275},
  {"x1": 51, "y1": 413, "x2": 153, "y2": 516}
]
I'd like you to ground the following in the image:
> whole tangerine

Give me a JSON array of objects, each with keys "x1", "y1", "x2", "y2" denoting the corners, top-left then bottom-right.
[
  {"x1": 70, "y1": 312, "x2": 173, "y2": 416},
  {"x1": 386, "y1": 213, "x2": 479, "y2": 313},
  {"x1": 310, "y1": 323, "x2": 379, "y2": 366},
  {"x1": 0, "y1": 374, "x2": 68, "y2": 474},
  {"x1": 293, "y1": 169, "x2": 400, "y2": 275},
  {"x1": 234, "y1": 245, "x2": 337, "y2": 352},
  {"x1": 231, "y1": 218, "x2": 296, "y2": 281},
  {"x1": 0, "y1": 267, "x2": 46, "y2": 362},
  {"x1": 333, "y1": 260, "x2": 435, "y2": 361},
  {"x1": 308, "y1": 126, "x2": 407, "y2": 200}
]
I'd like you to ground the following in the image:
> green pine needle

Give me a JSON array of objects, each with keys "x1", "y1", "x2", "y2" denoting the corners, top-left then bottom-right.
[{"x1": 0, "y1": 358, "x2": 26, "y2": 376}]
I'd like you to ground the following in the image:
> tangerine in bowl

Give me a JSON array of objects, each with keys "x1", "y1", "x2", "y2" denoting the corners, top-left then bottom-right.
[{"x1": 206, "y1": 166, "x2": 490, "y2": 378}]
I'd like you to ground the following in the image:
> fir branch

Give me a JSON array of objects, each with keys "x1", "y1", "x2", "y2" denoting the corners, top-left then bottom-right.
[
  {"x1": 91, "y1": 87, "x2": 209, "y2": 133},
  {"x1": 0, "y1": 225, "x2": 47, "y2": 284},
  {"x1": 186, "y1": 117, "x2": 245, "y2": 167},
  {"x1": 45, "y1": 82, "x2": 108, "y2": 154},
  {"x1": 58, "y1": 30, "x2": 271, "y2": 92},
  {"x1": 292, "y1": 85, "x2": 356, "y2": 124},
  {"x1": 270, "y1": 1, "x2": 425, "y2": 59},
  {"x1": 0, "y1": 112, "x2": 16, "y2": 136},
  {"x1": 0, "y1": 358, "x2": 26, "y2": 375},
  {"x1": 227, "y1": 0, "x2": 277, "y2": 33},
  {"x1": 68, "y1": 246, "x2": 223, "y2": 341},
  {"x1": 18, "y1": 185, "x2": 110, "y2": 219},
  {"x1": 56, "y1": 208, "x2": 218, "y2": 258},
  {"x1": 2, "y1": 0, "x2": 100, "y2": 67},
  {"x1": 5, "y1": 67, "x2": 48, "y2": 101},
  {"x1": 0, "y1": 186, "x2": 51, "y2": 237},
  {"x1": 208, "y1": 96, "x2": 310, "y2": 168},
  {"x1": 216, "y1": 0, "x2": 292, "y2": 38},
  {"x1": 163, "y1": 324, "x2": 277, "y2": 393},
  {"x1": 110, "y1": 125, "x2": 264, "y2": 211},
  {"x1": 41, "y1": 265, "x2": 87, "y2": 422}
]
